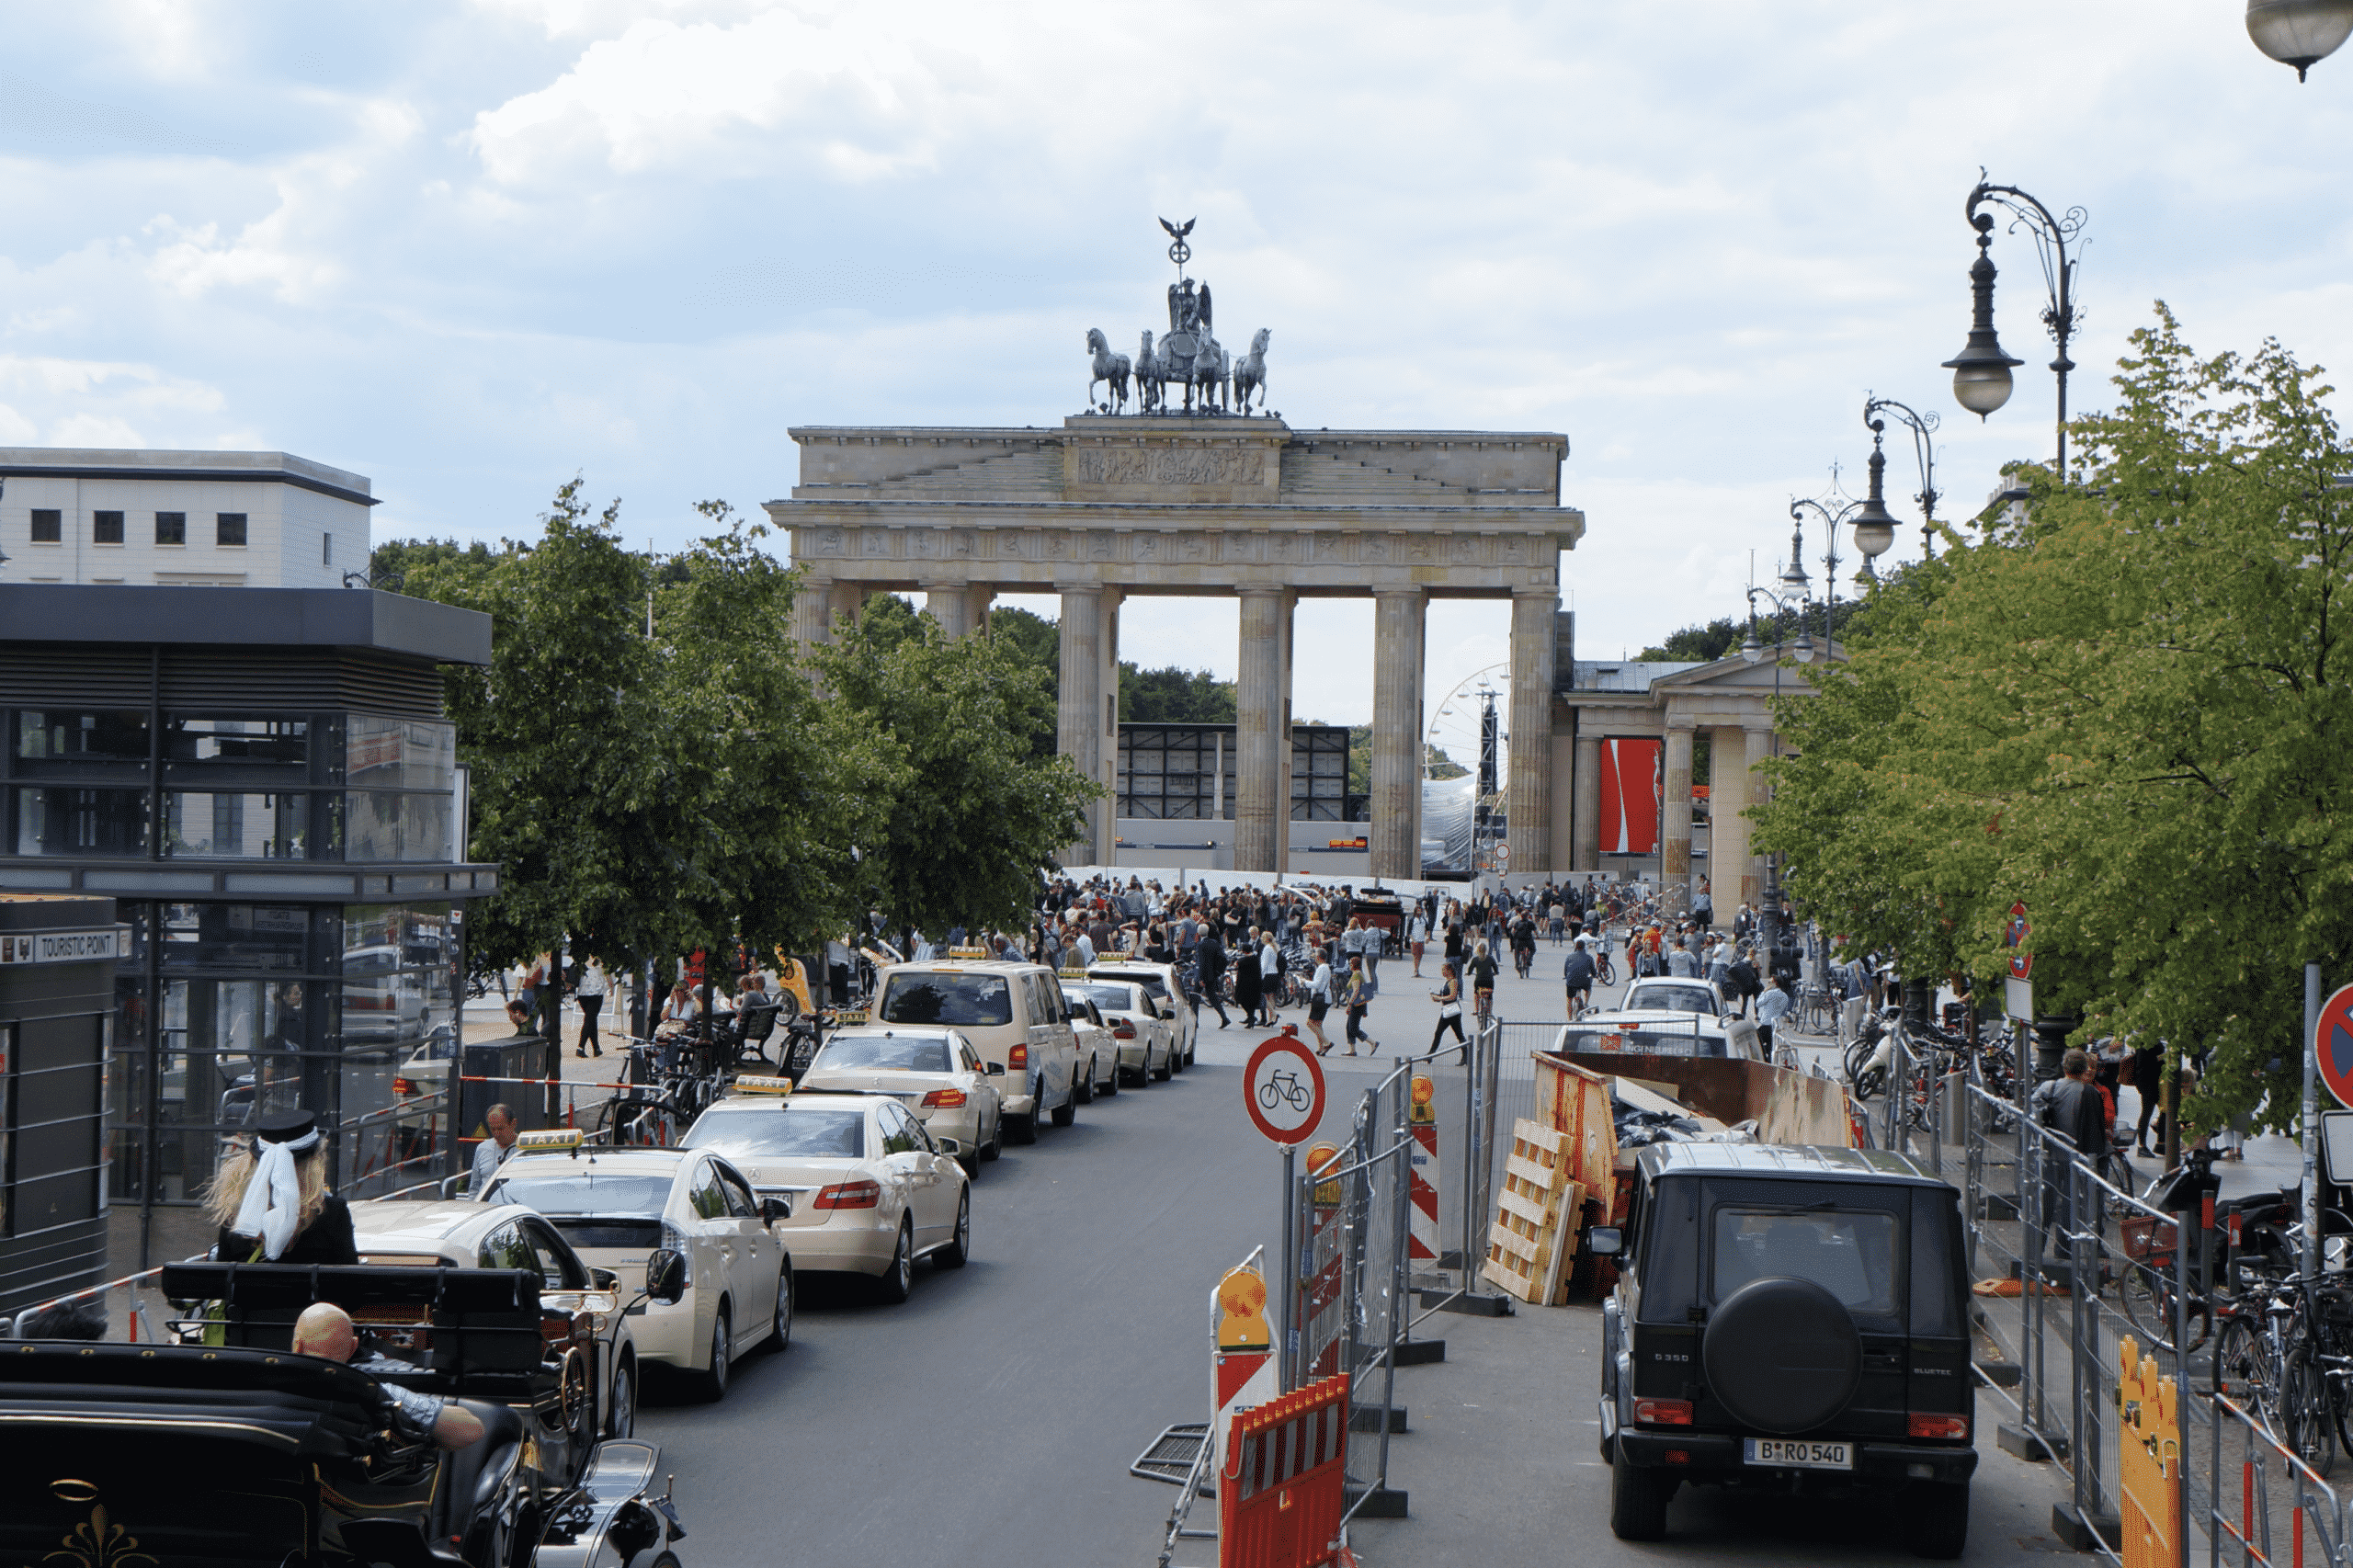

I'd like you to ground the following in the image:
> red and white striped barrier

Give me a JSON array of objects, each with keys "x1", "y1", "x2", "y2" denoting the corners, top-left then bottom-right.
[
  {"x1": 1221, "y1": 1375, "x2": 1350, "y2": 1568},
  {"x1": 1407, "y1": 1075, "x2": 1440, "y2": 1266}
]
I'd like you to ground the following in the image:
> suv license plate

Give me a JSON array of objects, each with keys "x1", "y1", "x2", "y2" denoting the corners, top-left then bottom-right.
[{"x1": 1745, "y1": 1438, "x2": 1852, "y2": 1471}]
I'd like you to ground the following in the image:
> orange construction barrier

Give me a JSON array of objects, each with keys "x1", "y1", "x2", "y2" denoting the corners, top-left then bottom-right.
[{"x1": 1221, "y1": 1375, "x2": 1349, "y2": 1568}]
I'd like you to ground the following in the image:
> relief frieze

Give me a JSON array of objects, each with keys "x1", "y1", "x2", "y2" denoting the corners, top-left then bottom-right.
[{"x1": 1074, "y1": 447, "x2": 1267, "y2": 486}]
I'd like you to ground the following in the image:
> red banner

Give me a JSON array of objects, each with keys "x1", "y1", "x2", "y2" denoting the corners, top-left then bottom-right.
[{"x1": 1597, "y1": 738, "x2": 1662, "y2": 856}]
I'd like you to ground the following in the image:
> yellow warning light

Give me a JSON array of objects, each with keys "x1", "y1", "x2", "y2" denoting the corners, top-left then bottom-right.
[
  {"x1": 1217, "y1": 1266, "x2": 1271, "y2": 1352},
  {"x1": 1409, "y1": 1075, "x2": 1436, "y2": 1126},
  {"x1": 1308, "y1": 1141, "x2": 1344, "y2": 1207},
  {"x1": 1410, "y1": 1075, "x2": 1434, "y2": 1106}
]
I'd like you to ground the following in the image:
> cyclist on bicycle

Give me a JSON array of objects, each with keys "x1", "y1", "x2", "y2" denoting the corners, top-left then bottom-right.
[
  {"x1": 1563, "y1": 938, "x2": 1597, "y2": 1014},
  {"x1": 1510, "y1": 912, "x2": 1539, "y2": 979},
  {"x1": 1468, "y1": 941, "x2": 1499, "y2": 1022}
]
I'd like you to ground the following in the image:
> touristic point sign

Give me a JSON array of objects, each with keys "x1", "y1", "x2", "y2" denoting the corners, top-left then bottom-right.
[
  {"x1": 1244, "y1": 1031, "x2": 1326, "y2": 1146},
  {"x1": 2315, "y1": 983, "x2": 2353, "y2": 1111}
]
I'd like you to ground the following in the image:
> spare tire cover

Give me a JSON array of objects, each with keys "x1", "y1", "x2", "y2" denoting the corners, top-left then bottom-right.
[{"x1": 1701, "y1": 1276, "x2": 1862, "y2": 1434}]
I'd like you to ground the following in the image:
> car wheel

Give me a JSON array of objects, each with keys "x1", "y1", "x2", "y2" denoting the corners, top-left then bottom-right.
[
  {"x1": 937, "y1": 1190, "x2": 971, "y2": 1268},
  {"x1": 1171, "y1": 1038, "x2": 1188, "y2": 1074},
  {"x1": 1051, "y1": 1079, "x2": 1076, "y2": 1127},
  {"x1": 876, "y1": 1218, "x2": 915, "y2": 1303},
  {"x1": 1075, "y1": 1058, "x2": 1097, "y2": 1105},
  {"x1": 765, "y1": 1266, "x2": 792, "y2": 1354},
  {"x1": 1010, "y1": 1105, "x2": 1039, "y2": 1145},
  {"x1": 1101, "y1": 1058, "x2": 1120, "y2": 1096},
  {"x1": 694, "y1": 1304, "x2": 731, "y2": 1403},
  {"x1": 1901, "y1": 1481, "x2": 1970, "y2": 1560},
  {"x1": 1607, "y1": 1441, "x2": 1673, "y2": 1541},
  {"x1": 1154, "y1": 1049, "x2": 1174, "y2": 1082},
  {"x1": 983, "y1": 1112, "x2": 1003, "y2": 1161},
  {"x1": 607, "y1": 1356, "x2": 636, "y2": 1438}
]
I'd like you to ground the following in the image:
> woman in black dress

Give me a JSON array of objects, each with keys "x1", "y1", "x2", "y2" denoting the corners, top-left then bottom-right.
[
  {"x1": 207, "y1": 1108, "x2": 357, "y2": 1265},
  {"x1": 1233, "y1": 935, "x2": 1265, "y2": 1028}
]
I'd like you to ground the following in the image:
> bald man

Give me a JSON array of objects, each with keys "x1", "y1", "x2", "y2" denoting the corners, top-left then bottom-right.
[{"x1": 294, "y1": 1301, "x2": 484, "y2": 1450}]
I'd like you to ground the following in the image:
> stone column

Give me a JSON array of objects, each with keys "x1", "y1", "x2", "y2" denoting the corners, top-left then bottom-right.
[
  {"x1": 826, "y1": 581, "x2": 865, "y2": 634},
  {"x1": 1057, "y1": 586, "x2": 1104, "y2": 867},
  {"x1": 963, "y1": 584, "x2": 996, "y2": 638},
  {"x1": 791, "y1": 575, "x2": 832, "y2": 655},
  {"x1": 1235, "y1": 587, "x2": 1290, "y2": 873},
  {"x1": 1708, "y1": 726, "x2": 1753, "y2": 923},
  {"x1": 1370, "y1": 588, "x2": 1426, "y2": 881},
  {"x1": 1745, "y1": 722, "x2": 1777, "y2": 912},
  {"x1": 1661, "y1": 717, "x2": 1694, "y2": 912},
  {"x1": 1276, "y1": 591, "x2": 1295, "y2": 873},
  {"x1": 1097, "y1": 588, "x2": 1124, "y2": 867},
  {"x1": 1506, "y1": 589, "x2": 1558, "y2": 877},
  {"x1": 1571, "y1": 730, "x2": 1602, "y2": 871},
  {"x1": 924, "y1": 583, "x2": 971, "y2": 639}
]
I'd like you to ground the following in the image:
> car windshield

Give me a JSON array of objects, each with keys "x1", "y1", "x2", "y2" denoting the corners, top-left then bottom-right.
[
  {"x1": 1633, "y1": 983, "x2": 1717, "y2": 1015},
  {"x1": 817, "y1": 1034, "x2": 952, "y2": 1073},
  {"x1": 880, "y1": 972, "x2": 1012, "y2": 1027},
  {"x1": 685, "y1": 1108, "x2": 866, "y2": 1158},
  {"x1": 1065, "y1": 983, "x2": 1135, "y2": 1011},
  {"x1": 1556, "y1": 1023, "x2": 1720, "y2": 1059},
  {"x1": 1712, "y1": 1207, "x2": 1899, "y2": 1315},
  {"x1": 484, "y1": 1172, "x2": 674, "y2": 1218}
]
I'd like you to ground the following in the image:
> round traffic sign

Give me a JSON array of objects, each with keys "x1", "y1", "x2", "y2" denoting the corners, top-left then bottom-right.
[
  {"x1": 2318, "y1": 983, "x2": 2353, "y2": 1111},
  {"x1": 1244, "y1": 1033, "x2": 1327, "y2": 1146}
]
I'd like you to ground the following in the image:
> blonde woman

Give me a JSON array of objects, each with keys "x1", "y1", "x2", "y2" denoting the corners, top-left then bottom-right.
[{"x1": 207, "y1": 1109, "x2": 354, "y2": 1265}]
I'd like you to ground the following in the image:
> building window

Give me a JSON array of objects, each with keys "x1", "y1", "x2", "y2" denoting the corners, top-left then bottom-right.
[
  {"x1": 29, "y1": 509, "x2": 61, "y2": 543},
  {"x1": 323, "y1": 532, "x2": 333, "y2": 566},
  {"x1": 216, "y1": 513, "x2": 247, "y2": 546},
  {"x1": 154, "y1": 511, "x2": 187, "y2": 546},
  {"x1": 93, "y1": 511, "x2": 124, "y2": 545}
]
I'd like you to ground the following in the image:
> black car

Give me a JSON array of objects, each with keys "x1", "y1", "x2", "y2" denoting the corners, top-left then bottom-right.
[{"x1": 1595, "y1": 1142, "x2": 1977, "y2": 1559}]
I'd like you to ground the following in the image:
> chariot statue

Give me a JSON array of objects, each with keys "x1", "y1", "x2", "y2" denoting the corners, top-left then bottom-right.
[{"x1": 1083, "y1": 218, "x2": 1271, "y2": 416}]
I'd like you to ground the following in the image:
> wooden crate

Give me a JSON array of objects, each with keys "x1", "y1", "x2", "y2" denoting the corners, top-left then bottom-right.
[{"x1": 1483, "y1": 1119, "x2": 1586, "y2": 1305}]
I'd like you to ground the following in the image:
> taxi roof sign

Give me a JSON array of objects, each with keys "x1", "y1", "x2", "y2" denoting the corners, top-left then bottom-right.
[
  {"x1": 515, "y1": 1129, "x2": 584, "y2": 1153},
  {"x1": 733, "y1": 1074, "x2": 794, "y2": 1096}
]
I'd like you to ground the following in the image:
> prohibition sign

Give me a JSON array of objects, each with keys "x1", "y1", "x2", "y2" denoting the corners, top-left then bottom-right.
[
  {"x1": 1244, "y1": 1033, "x2": 1327, "y2": 1146},
  {"x1": 2317, "y1": 983, "x2": 2353, "y2": 1111}
]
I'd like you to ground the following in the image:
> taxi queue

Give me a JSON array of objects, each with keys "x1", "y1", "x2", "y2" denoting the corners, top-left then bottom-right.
[{"x1": 346, "y1": 945, "x2": 1199, "y2": 1418}]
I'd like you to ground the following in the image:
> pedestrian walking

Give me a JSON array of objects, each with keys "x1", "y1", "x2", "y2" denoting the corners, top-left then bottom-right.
[
  {"x1": 1341, "y1": 955, "x2": 1374, "y2": 1056},
  {"x1": 1407, "y1": 909, "x2": 1428, "y2": 977},
  {"x1": 1234, "y1": 935, "x2": 1265, "y2": 1028},
  {"x1": 1666, "y1": 937, "x2": 1699, "y2": 979},
  {"x1": 1198, "y1": 929, "x2": 1232, "y2": 1028},
  {"x1": 574, "y1": 956, "x2": 608, "y2": 1059},
  {"x1": 1260, "y1": 930, "x2": 1284, "y2": 1017},
  {"x1": 1755, "y1": 971, "x2": 1790, "y2": 1051},
  {"x1": 1306, "y1": 951, "x2": 1335, "y2": 1055},
  {"x1": 1430, "y1": 961, "x2": 1467, "y2": 1061}
]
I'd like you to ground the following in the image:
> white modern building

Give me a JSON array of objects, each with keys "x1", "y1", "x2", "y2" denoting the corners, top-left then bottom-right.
[{"x1": 0, "y1": 448, "x2": 375, "y2": 588}]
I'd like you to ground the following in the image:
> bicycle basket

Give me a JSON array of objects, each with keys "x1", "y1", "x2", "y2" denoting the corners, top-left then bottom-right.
[{"x1": 2120, "y1": 1215, "x2": 2177, "y2": 1261}]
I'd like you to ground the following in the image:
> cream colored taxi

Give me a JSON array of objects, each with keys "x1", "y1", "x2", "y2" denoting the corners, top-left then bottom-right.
[
  {"x1": 680, "y1": 1078, "x2": 970, "y2": 1304},
  {"x1": 1064, "y1": 976, "x2": 1176, "y2": 1085},
  {"x1": 799, "y1": 1028, "x2": 1005, "y2": 1174},
  {"x1": 478, "y1": 1131, "x2": 791, "y2": 1403},
  {"x1": 347, "y1": 1190, "x2": 649, "y2": 1438},
  {"x1": 1087, "y1": 960, "x2": 1196, "y2": 1069}
]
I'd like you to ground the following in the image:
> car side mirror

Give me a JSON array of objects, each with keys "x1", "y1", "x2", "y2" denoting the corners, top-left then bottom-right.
[
  {"x1": 760, "y1": 1197, "x2": 792, "y2": 1222},
  {"x1": 936, "y1": 1137, "x2": 962, "y2": 1156},
  {"x1": 1588, "y1": 1227, "x2": 1624, "y2": 1256},
  {"x1": 986, "y1": 1062, "x2": 1006, "y2": 1075},
  {"x1": 645, "y1": 1248, "x2": 688, "y2": 1305},
  {"x1": 589, "y1": 1267, "x2": 620, "y2": 1291}
]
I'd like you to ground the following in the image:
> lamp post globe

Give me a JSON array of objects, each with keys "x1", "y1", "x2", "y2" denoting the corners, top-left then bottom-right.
[
  {"x1": 1945, "y1": 215, "x2": 2025, "y2": 421},
  {"x1": 1740, "y1": 627, "x2": 1765, "y2": 665},
  {"x1": 2248, "y1": 0, "x2": 2353, "y2": 79}
]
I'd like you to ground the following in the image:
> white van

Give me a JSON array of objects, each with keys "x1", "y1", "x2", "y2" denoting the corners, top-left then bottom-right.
[{"x1": 869, "y1": 959, "x2": 1080, "y2": 1145}]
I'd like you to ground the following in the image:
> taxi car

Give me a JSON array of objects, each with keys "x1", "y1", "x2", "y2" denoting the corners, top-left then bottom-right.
[
  {"x1": 347, "y1": 1191, "x2": 647, "y2": 1438},
  {"x1": 1065, "y1": 976, "x2": 1176, "y2": 1085},
  {"x1": 870, "y1": 955, "x2": 1080, "y2": 1144},
  {"x1": 478, "y1": 1131, "x2": 791, "y2": 1403},
  {"x1": 1087, "y1": 960, "x2": 1196, "y2": 1069},
  {"x1": 800, "y1": 1028, "x2": 1006, "y2": 1173},
  {"x1": 1060, "y1": 989, "x2": 1120, "y2": 1099},
  {"x1": 681, "y1": 1079, "x2": 971, "y2": 1304}
]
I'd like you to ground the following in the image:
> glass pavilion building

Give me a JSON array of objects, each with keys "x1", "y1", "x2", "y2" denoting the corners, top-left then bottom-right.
[{"x1": 0, "y1": 585, "x2": 498, "y2": 1266}]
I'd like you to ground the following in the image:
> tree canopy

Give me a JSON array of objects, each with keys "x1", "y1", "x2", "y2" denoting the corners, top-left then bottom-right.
[{"x1": 1753, "y1": 305, "x2": 2353, "y2": 1131}]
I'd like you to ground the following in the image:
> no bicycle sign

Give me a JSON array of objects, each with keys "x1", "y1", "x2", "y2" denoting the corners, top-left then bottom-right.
[{"x1": 1244, "y1": 1032, "x2": 1326, "y2": 1147}]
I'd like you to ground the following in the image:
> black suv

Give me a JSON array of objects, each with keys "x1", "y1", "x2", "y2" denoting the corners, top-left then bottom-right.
[{"x1": 1595, "y1": 1143, "x2": 1977, "y2": 1559}]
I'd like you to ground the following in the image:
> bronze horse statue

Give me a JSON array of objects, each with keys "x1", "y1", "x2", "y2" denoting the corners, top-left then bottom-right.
[
  {"x1": 1232, "y1": 328, "x2": 1270, "y2": 414},
  {"x1": 1086, "y1": 328, "x2": 1131, "y2": 414},
  {"x1": 1136, "y1": 330, "x2": 1164, "y2": 413}
]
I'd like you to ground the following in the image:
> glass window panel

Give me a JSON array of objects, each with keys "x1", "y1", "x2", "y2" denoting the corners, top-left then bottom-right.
[
  {"x1": 347, "y1": 717, "x2": 456, "y2": 792},
  {"x1": 346, "y1": 791, "x2": 453, "y2": 863},
  {"x1": 162, "y1": 718, "x2": 309, "y2": 780},
  {"x1": 163, "y1": 791, "x2": 316, "y2": 858},
  {"x1": 158, "y1": 903, "x2": 331, "y2": 972},
  {"x1": 12, "y1": 710, "x2": 150, "y2": 773},
  {"x1": 13, "y1": 786, "x2": 150, "y2": 856}
]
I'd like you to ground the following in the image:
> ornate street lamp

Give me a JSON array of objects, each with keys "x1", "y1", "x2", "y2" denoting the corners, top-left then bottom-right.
[
  {"x1": 1944, "y1": 176, "x2": 2086, "y2": 472},
  {"x1": 2248, "y1": 0, "x2": 2353, "y2": 79},
  {"x1": 1741, "y1": 581, "x2": 1811, "y2": 960},
  {"x1": 1863, "y1": 394, "x2": 1941, "y2": 557}
]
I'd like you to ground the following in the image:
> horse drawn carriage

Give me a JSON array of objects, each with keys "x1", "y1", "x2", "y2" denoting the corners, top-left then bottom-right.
[{"x1": 0, "y1": 1259, "x2": 691, "y2": 1567}]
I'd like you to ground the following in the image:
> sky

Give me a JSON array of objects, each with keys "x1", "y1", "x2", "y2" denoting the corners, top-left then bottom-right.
[{"x1": 3, "y1": 1, "x2": 2350, "y2": 748}]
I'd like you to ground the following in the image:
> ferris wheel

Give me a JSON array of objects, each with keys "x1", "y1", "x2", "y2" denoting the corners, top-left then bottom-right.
[{"x1": 1425, "y1": 663, "x2": 1510, "y2": 783}]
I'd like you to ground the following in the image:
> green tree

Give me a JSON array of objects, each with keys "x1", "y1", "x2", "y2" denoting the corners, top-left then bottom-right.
[
  {"x1": 1755, "y1": 305, "x2": 2353, "y2": 1131},
  {"x1": 1121, "y1": 665, "x2": 1236, "y2": 722},
  {"x1": 813, "y1": 612, "x2": 1098, "y2": 936}
]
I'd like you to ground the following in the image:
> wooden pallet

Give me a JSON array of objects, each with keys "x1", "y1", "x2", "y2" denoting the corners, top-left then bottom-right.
[{"x1": 1483, "y1": 1119, "x2": 1586, "y2": 1305}]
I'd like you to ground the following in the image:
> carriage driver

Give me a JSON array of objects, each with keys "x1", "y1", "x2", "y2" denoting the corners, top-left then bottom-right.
[{"x1": 293, "y1": 1301, "x2": 485, "y2": 1451}]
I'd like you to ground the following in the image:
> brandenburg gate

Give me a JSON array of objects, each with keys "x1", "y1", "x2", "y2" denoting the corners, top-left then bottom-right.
[{"x1": 765, "y1": 223, "x2": 1584, "y2": 878}]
